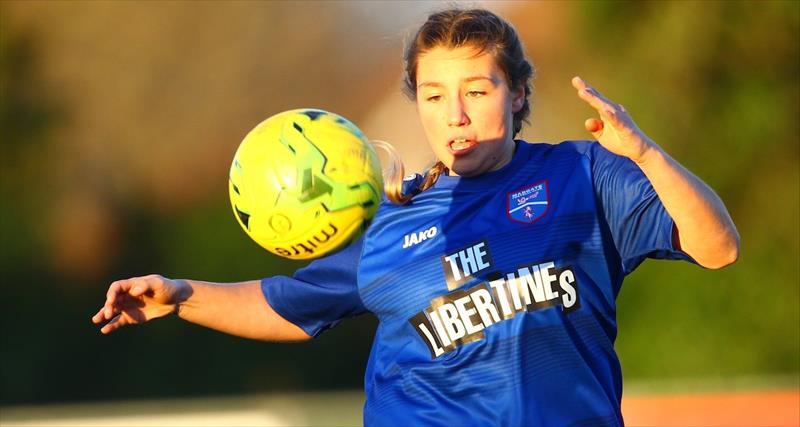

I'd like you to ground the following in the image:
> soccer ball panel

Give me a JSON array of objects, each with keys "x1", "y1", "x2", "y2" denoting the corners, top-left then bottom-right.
[{"x1": 229, "y1": 109, "x2": 383, "y2": 260}]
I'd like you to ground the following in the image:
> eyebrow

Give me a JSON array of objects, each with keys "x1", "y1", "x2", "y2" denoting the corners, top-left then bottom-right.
[{"x1": 417, "y1": 76, "x2": 496, "y2": 89}]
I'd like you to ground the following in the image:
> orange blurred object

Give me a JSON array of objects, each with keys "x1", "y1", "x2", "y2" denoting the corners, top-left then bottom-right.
[{"x1": 622, "y1": 390, "x2": 800, "y2": 427}]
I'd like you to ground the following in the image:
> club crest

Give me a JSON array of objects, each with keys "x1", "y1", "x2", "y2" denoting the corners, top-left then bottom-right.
[{"x1": 507, "y1": 181, "x2": 549, "y2": 224}]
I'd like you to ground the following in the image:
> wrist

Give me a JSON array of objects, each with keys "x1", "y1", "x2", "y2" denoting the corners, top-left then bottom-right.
[
  {"x1": 633, "y1": 138, "x2": 662, "y2": 166},
  {"x1": 173, "y1": 279, "x2": 193, "y2": 317}
]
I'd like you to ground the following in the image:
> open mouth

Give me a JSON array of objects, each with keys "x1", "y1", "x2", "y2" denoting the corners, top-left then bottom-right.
[{"x1": 449, "y1": 138, "x2": 477, "y2": 155}]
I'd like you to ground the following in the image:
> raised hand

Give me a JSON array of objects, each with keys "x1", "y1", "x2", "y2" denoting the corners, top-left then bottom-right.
[
  {"x1": 91, "y1": 274, "x2": 189, "y2": 334},
  {"x1": 572, "y1": 76, "x2": 656, "y2": 163}
]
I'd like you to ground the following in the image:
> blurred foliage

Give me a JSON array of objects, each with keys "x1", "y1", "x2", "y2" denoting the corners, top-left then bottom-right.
[
  {"x1": 572, "y1": 0, "x2": 799, "y2": 381},
  {"x1": 1, "y1": 1, "x2": 798, "y2": 406}
]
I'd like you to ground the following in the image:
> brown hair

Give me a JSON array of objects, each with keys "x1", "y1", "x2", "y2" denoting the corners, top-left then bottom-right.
[{"x1": 383, "y1": 8, "x2": 535, "y2": 205}]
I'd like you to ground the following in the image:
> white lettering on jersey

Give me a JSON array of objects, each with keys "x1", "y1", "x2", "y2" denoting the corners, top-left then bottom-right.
[
  {"x1": 402, "y1": 226, "x2": 438, "y2": 249},
  {"x1": 410, "y1": 252, "x2": 582, "y2": 359},
  {"x1": 441, "y1": 241, "x2": 494, "y2": 290}
]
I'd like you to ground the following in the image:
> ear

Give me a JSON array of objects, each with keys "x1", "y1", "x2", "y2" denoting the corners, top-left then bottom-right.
[{"x1": 511, "y1": 85, "x2": 525, "y2": 113}]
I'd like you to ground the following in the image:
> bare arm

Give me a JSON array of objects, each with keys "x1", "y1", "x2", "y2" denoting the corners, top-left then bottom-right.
[
  {"x1": 572, "y1": 76, "x2": 740, "y2": 269},
  {"x1": 91, "y1": 274, "x2": 311, "y2": 341},
  {"x1": 632, "y1": 145, "x2": 739, "y2": 268}
]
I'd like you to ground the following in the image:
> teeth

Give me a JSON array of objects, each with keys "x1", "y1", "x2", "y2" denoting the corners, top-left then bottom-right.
[{"x1": 451, "y1": 139, "x2": 471, "y2": 150}]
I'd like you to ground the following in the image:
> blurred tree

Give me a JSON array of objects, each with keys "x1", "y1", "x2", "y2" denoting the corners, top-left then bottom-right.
[{"x1": 575, "y1": 0, "x2": 799, "y2": 380}]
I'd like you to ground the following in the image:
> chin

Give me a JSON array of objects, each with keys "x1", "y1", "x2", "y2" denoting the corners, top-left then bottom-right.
[{"x1": 449, "y1": 161, "x2": 483, "y2": 177}]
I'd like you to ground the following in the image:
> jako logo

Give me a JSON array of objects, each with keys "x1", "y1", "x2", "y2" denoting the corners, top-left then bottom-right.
[{"x1": 403, "y1": 226, "x2": 438, "y2": 249}]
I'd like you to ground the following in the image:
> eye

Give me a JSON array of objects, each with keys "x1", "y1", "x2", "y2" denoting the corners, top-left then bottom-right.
[
  {"x1": 466, "y1": 90, "x2": 486, "y2": 98},
  {"x1": 426, "y1": 94, "x2": 442, "y2": 102}
]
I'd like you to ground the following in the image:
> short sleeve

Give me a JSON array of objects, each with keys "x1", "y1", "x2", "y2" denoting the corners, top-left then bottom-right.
[
  {"x1": 261, "y1": 236, "x2": 368, "y2": 337},
  {"x1": 589, "y1": 142, "x2": 696, "y2": 275}
]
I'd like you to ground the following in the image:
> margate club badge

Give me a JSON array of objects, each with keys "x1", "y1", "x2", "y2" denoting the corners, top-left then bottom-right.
[{"x1": 507, "y1": 181, "x2": 549, "y2": 224}]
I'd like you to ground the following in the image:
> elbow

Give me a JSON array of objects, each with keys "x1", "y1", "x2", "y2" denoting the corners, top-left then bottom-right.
[
  {"x1": 285, "y1": 329, "x2": 314, "y2": 343},
  {"x1": 700, "y1": 231, "x2": 741, "y2": 270},
  {"x1": 702, "y1": 249, "x2": 739, "y2": 270},
  {"x1": 264, "y1": 322, "x2": 314, "y2": 343}
]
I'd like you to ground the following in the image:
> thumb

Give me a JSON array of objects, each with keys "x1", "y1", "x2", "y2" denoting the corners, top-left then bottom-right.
[{"x1": 584, "y1": 118, "x2": 604, "y2": 139}]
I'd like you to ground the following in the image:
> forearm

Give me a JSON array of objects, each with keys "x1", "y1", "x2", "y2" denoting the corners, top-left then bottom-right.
[
  {"x1": 175, "y1": 279, "x2": 311, "y2": 342},
  {"x1": 635, "y1": 143, "x2": 740, "y2": 268}
]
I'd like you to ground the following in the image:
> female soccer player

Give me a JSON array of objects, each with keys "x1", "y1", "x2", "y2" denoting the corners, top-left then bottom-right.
[{"x1": 92, "y1": 8, "x2": 739, "y2": 426}]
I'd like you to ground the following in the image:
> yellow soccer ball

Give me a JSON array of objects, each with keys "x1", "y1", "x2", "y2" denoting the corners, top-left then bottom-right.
[{"x1": 229, "y1": 109, "x2": 383, "y2": 260}]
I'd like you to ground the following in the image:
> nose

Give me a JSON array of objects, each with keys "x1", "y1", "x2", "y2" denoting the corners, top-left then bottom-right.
[{"x1": 447, "y1": 97, "x2": 469, "y2": 127}]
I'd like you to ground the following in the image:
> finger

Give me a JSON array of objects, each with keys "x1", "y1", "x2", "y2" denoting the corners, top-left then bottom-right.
[
  {"x1": 571, "y1": 75, "x2": 587, "y2": 91},
  {"x1": 584, "y1": 118, "x2": 604, "y2": 134},
  {"x1": 103, "y1": 304, "x2": 118, "y2": 321},
  {"x1": 103, "y1": 304, "x2": 115, "y2": 320},
  {"x1": 104, "y1": 279, "x2": 139, "y2": 317},
  {"x1": 92, "y1": 307, "x2": 108, "y2": 324},
  {"x1": 92, "y1": 310, "x2": 102, "y2": 324},
  {"x1": 576, "y1": 86, "x2": 615, "y2": 116},
  {"x1": 586, "y1": 86, "x2": 617, "y2": 109},
  {"x1": 573, "y1": 76, "x2": 617, "y2": 106},
  {"x1": 573, "y1": 76, "x2": 619, "y2": 115},
  {"x1": 100, "y1": 314, "x2": 130, "y2": 334},
  {"x1": 105, "y1": 280, "x2": 124, "y2": 304}
]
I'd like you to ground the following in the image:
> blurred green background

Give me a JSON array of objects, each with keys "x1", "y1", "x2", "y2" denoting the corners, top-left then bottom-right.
[{"x1": 1, "y1": 0, "x2": 797, "y2": 407}]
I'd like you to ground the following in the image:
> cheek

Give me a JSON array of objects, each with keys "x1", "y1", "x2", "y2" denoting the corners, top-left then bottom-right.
[
  {"x1": 417, "y1": 104, "x2": 443, "y2": 135},
  {"x1": 477, "y1": 101, "x2": 512, "y2": 137}
]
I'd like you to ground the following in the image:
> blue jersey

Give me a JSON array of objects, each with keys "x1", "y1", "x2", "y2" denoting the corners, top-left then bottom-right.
[{"x1": 262, "y1": 140, "x2": 694, "y2": 427}]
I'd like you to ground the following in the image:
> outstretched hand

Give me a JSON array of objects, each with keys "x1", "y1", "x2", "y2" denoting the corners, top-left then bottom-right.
[
  {"x1": 91, "y1": 274, "x2": 187, "y2": 334},
  {"x1": 572, "y1": 76, "x2": 656, "y2": 163}
]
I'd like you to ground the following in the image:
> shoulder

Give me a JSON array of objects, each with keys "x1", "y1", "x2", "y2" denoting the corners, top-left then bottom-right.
[
  {"x1": 557, "y1": 140, "x2": 594, "y2": 151},
  {"x1": 401, "y1": 173, "x2": 425, "y2": 196},
  {"x1": 552, "y1": 140, "x2": 596, "y2": 157},
  {"x1": 548, "y1": 140, "x2": 630, "y2": 169},
  {"x1": 519, "y1": 140, "x2": 603, "y2": 177},
  {"x1": 375, "y1": 173, "x2": 424, "y2": 206},
  {"x1": 519, "y1": 139, "x2": 598, "y2": 160}
]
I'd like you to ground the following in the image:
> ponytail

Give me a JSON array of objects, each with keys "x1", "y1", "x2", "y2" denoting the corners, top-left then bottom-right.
[{"x1": 371, "y1": 140, "x2": 448, "y2": 205}]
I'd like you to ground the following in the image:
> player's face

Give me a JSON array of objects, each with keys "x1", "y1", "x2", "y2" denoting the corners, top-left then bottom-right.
[{"x1": 415, "y1": 46, "x2": 524, "y2": 177}]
